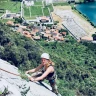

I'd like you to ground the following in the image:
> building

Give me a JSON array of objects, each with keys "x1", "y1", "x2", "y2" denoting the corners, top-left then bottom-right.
[
  {"x1": 45, "y1": 0, "x2": 53, "y2": 5},
  {"x1": 23, "y1": 0, "x2": 34, "y2": 6},
  {"x1": 38, "y1": 16, "x2": 50, "y2": 23},
  {"x1": 80, "y1": 36, "x2": 93, "y2": 42}
]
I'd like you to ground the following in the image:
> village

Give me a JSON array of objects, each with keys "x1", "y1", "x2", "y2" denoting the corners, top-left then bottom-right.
[
  {"x1": 0, "y1": 0, "x2": 96, "y2": 42},
  {"x1": 0, "y1": 0, "x2": 68, "y2": 42},
  {"x1": 6, "y1": 19, "x2": 67, "y2": 41}
]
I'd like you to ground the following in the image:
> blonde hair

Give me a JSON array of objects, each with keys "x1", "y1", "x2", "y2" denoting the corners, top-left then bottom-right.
[{"x1": 45, "y1": 59, "x2": 55, "y2": 70}]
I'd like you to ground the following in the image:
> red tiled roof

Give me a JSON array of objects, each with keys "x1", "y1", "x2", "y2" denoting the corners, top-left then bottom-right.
[
  {"x1": 23, "y1": 31, "x2": 32, "y2": 38},
  {"x1": 81, "y1": 36, "x2": 93, "y2": 41},
  {"x1": 6, "y1": 21, "x2": 14, "y2": 25},
  {"x1": 61, "y1": 32, "x2": 67, "y2": 35},
  {"x1": 46, "y1": 30, "x2": 50, "y2": 34}
]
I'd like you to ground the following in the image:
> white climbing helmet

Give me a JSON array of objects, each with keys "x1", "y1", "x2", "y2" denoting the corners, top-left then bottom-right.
[{"x1": 41, "y1": 53, "x2": 50, "y2": 59}]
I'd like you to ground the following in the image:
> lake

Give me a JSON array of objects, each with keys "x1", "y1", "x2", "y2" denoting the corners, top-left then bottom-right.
[{"x1": 76, "y1": 2, "x2": 96, "y2": 26}]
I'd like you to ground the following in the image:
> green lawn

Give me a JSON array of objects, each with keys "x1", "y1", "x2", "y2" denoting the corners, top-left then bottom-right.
[
  {"x1": 0, "y1": 19, "x2": 14, "y2": 23},
  {"x1": 0, "y1": 13, "x2": 3, "y2": 17},
  {"x1": 0, "y1": 0, "x2": 21, "y2": 13},
  {"x1": 24, "y1": 16, "x2": 36, "y2": 20},
  {"x1": 0, "y1": 0, "x2": 8, "y2": 2},
  {"x1": 34, "y1": 1, "x2": 42, "y2": 5},
  {"x1": 43, "y1": 7, "x2": 50, "y2": 16},
  {"x1": 53, "y1": 2, "x2": 69, "y2": 6},
  {"x1": 24, "y1": 6, "x2": 43, "y2": 17},
  {"x1": 0, "y1": 9, "x2": 4, "y2": 16},
  {"x1": 47, "y1": 4, "x2": 53, "y2": 12},
  {"x1": 30, "y1": 6, "x2": 43, "y2": 16},
  {"x1": 24, "y1": 6, "x2": 30, "y2": 17},
  {"x1": 24, "y1": 5, "x2": 43, "y2": 19},
  {"x1": 23, "y1": 1, "x2": 54, "y2": 20}
]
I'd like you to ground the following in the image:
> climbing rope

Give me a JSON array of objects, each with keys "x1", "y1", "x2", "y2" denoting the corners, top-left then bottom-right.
[{"x1": 0, "y1": 68, "x2": 20, "y2": 76}]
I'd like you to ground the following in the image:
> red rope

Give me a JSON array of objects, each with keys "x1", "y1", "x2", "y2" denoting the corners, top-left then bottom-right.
[{"x1": 0, "y1": 68, "x2": 20, "y2": 76}]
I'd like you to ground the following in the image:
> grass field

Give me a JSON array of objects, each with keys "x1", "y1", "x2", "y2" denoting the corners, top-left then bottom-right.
[
  {"x1": 46, "y1": 4, "x2": 53, "y2": 12},
  {"x1": 23, "y1": 1, "x2": 53, "y2": 20},
  {"x1": 0, "y1": 19, "x2": 14, "y2": 23},
  {"x1": 43, "y1": 7, "x2": 49, "y2": 16},
  {"x1": 24, "y1": 5, "x2": 43, "y2": 18},
  {"x1": 0, "y1": 0, "x2": 21, "y2": 13},
  {"x1": 30, "y1": 6, "x2": 43, "y2": 16},
  {"x1": 0, "y1": 9, "x2": 4, "y2": 16},
  {"x1": 34, "y1": 1, "x2": 43, "y2": 5}
]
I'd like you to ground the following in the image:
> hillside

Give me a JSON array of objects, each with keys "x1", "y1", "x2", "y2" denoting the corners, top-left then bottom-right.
[
  {"x1": 0, "y1": 22, "x2": 96, "y2": 96},
  {"x1": 37, "y1": 37, "x2": 96, "y2": 96},
  {"x1": 0, "y1": 22, "x2": 42, "y2": 70}
]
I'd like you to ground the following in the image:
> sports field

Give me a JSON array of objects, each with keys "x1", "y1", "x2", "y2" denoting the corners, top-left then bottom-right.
[{"x1": 23, "y1": 1, "x2": 53, "y2": 20}]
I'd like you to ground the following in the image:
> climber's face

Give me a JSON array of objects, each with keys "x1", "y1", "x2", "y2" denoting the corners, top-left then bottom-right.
[{"x1": 41, "y1": 58, "x2": 48, "y2": 65}]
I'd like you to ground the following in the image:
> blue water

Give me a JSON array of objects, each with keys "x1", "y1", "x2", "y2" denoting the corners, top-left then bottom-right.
[{"x1": 76, "y1": 2, "x2": 96, "y2": 26}]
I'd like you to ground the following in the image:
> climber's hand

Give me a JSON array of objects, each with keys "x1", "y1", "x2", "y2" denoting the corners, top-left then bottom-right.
[
  {"x1": 25, "y1": 71, "x2": 29, "y2": 74},
  {"x1": 29, "y1": 77, "x2": 35, "y2": 82}
]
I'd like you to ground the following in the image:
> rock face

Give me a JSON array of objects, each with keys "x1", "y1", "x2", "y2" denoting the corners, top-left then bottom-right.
[{"x1": 0, "y1": 59, "x2": 57, "y2": 96}]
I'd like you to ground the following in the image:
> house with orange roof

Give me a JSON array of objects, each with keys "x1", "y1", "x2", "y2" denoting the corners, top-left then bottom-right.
[
  {"x1": 43, "y1": 33, "x2": 51, "y2": 38},
  {"x1": 23, "y1": 31, "x2": 32, "y2": 39},
  {"x1": 30, "y1": 31, "x2": 36, "y2": 37},
  {"x1": 45, "y1": 30, "x2": 51, "y2": 34},
  {"x1": 53, "y1": 34, "x2": 64, "y2": 41},
  {"x1": 32, "y1": 28, "x2": 39, "y2": 33},
  {"x1": 6, "y1": 20, "x2": 14, "y2": 26},
  {"x1": 51, "y1": 29, "x2": 55, "y2": 32},
  {"x1": 61, "y1": 32, "x2": 67, "y2": 37},
  {"x1": 80, "y1": 36, "x2": 93, "y2": 42}
]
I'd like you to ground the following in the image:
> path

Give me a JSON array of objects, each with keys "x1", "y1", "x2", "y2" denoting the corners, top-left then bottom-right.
[{"x1": 54, "y1": 6, "x2": 96, "y2": 36}]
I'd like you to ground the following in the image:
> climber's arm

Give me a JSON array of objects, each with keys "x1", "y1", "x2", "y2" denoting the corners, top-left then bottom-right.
[{"x1": 30, "y1": 66, "x2": 54, "y2": 81}]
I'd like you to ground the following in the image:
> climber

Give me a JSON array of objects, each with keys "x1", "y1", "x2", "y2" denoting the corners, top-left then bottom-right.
[{"x1": 25, "y1": 53, "x2": 59, "y2": 95}]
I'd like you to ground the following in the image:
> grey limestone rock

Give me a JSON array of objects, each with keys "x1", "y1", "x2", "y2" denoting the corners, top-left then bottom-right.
[{"x1": 0, "y1": 59, "x2": 57, "y2": 96}]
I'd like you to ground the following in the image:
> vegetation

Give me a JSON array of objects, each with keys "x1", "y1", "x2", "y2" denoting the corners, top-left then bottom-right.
[
  {"x1": 0, "y1": 87, "x2": 11, "y2": 96},
  {"x1": 0, "y1": 22, "x2": 42, "y2": 70},
  {"x1": 0, "y1": 19, "x2": 14, "y2": 23},
  {"x1": 46, "y1": 4, "x2": 53, "y2": 12},
  {"x1": 43, "y1": 7, "x2": 49, "y2": 16},
  {"x1": 30, "y1": 6, "x2": 43, "y2": 16},
  {"x1": 0, "y1": 22, "x2": 96, "y2": 96},
  {"x1": 24, "y1": 5, "x2": 43, "y2": 19},
  {"x1": 37, "y1": 37, "x2": 96, "y2": 96},
  {"x1": 14, "y1": 17, "x2": 23, "y2": 24},
  {"x1": 0, "y1": 9, "x2": 4, "y2": 17},
  {"x1": 34, "y1": 1, "x2": 43, "y2": 5},
  {"x1": 0, "y1": 0, "x2": 21, "y2": 13},
  {"x1": 53, "y1": 2, "x2": 69, "y2": 6},
  {"x1": 92, "y1": 33, "x2": 96, "y2": 40},
  {"x1": 23, "y1": 1, "x2": 53, "y2": 20}
]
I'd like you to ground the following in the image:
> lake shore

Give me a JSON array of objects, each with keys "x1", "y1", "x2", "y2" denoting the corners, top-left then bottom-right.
[{"x1": 52, "y1": 6, "x2": 96, "y2": 37}]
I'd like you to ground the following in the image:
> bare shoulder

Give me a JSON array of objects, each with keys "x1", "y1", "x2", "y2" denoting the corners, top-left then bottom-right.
[{"x1": 47, "y1": 66, "x2": 54, "y2": 72}]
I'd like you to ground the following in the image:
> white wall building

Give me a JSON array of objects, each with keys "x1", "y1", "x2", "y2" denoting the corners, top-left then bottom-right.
[
  {"x1": 23, "y1": 0, "x2": 34, "y2": 6},
  {"x1": 45, "y1": 0, "x2": 53, "y2": 5}
]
